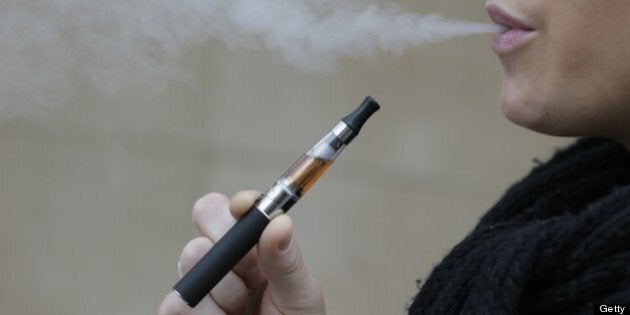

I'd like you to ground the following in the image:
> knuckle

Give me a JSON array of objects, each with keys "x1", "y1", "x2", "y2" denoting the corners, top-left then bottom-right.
[
  {"x1": 284, "y1": 249, "x2": 305, "y2": 277},
  {"x1": 233, "y1": 189, "x2": 260, "y2": 200},
  {"x1": 158, "y1": 293, "x2": 186, "y2": 315},
  {"x1": 218, "y1": 288, "x2": 249, "y2": 313},
  {"x1": 241, "y1": 190, "x2": 262, "y2": 203},
  {"x1": 210, "y1": 273, "x2": 250, "y2": 313},
  {"x1": 229, "y1": 190, "x2": 262, "y2": 217},
  {"x1": 192, "y1": 193, "x2": 229, "y2": 222},
  {"x1": 180, "y1": 237, "x2": 212, "y2": 268}
]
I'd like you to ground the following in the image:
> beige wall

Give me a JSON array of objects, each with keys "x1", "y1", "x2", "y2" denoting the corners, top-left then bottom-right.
[{"x1": 0, "y1": 2, "x2": 569, "y2": 314}]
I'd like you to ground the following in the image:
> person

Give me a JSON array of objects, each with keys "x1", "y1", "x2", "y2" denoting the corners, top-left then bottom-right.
[{"x1": 159, "y1": 0, "x2": 630, "y2": 313}]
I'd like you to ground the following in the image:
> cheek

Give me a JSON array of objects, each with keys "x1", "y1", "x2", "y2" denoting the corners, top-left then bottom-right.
[
  {"x1": 547, "y1": 17, "x2": 630, "y2": 128},
  {"x1": 501, "y1": 5, "x2": 630, "y2": 136},
  {"x1": 545, "y1": 8, "x2": 605, "y2": 102},
  {"x1": 546, "y1": 1, "x2": 630, "y2": 99}
]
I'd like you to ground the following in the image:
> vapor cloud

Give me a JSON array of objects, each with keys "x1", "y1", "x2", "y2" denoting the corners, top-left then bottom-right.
[{"x1": 0, "y1": 0, "x2": 498, "y2": 123}]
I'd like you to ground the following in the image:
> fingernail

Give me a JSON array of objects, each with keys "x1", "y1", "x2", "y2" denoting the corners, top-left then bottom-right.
[
  {"x1": 177, "y1": 261, "x2": 183, "y2": 278},
  {"x1": 278, "y1": 233, "x2": 292, "y2": 254}
]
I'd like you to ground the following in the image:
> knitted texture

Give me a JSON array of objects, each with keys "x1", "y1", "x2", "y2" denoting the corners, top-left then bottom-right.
[{"x1": 408, "y1": 138, "x2": 630, "y2": 314}]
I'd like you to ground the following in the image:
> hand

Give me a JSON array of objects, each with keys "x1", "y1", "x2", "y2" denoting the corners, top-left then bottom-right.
[{"x1": 159, "y1": 191, "x2": 326, "y2": 315}]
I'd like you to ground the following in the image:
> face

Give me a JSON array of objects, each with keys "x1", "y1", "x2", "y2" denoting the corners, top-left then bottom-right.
[{"x1": 485, "y1": 0, "x2": 630, "y2": 146}]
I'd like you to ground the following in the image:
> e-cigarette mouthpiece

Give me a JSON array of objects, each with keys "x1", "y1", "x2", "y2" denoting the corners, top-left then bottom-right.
[
  {"x1": 341, "y1": 96, "x2": 380, "y2": 142},
  {"x1": 172, "y1": 96, "x2": 380, "y2": 308}
]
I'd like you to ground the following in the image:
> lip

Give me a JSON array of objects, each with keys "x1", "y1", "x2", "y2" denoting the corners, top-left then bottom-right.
[{"x1": 486, "y1": 4, "x2": 537, "y2": 55}]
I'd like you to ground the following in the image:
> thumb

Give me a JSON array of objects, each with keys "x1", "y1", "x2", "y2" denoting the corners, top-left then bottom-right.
[{"x1": 257, "y1": 215, "x2": 325, "y2": 313}]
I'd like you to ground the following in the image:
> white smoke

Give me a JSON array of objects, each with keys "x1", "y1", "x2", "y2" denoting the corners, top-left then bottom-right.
[{"x1": 0, "y1": 0, "x2": 498, "y2": 123}]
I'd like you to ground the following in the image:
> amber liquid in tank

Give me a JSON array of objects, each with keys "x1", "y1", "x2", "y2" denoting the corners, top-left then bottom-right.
[{"x1": 282, "y1": 154, "x2": 333, "y2": 197}]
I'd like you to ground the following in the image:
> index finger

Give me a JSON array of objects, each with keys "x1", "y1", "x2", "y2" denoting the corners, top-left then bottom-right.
[{"x1": 229, "y1": 190, "x2": 262, "y2": 218}]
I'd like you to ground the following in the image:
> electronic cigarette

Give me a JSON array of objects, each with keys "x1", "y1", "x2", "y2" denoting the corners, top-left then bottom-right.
[{"x1": 172, "y1": 96, "x2": 380, "y2": 307}]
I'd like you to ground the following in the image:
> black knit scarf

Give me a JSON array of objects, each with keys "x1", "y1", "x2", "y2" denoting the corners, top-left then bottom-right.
[{"x1": 408, "y1": 138, "x2": 630, "y2": 314}]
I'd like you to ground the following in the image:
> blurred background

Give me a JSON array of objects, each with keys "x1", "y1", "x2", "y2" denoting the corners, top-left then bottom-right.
[{"x1": 0, "y1": 1, "x2": 569, "y2": 314}]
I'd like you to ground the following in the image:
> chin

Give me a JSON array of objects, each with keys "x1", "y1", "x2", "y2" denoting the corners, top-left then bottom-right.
[
  {"x1": 500, "y1": 83, "x2": 567, "y2": 137},
  {"x1": 501, "y1": 100, "x2": 589, "y2": 138},
  {"x1": 502, "y1": 99, "x2": 544, "y2": 131}
]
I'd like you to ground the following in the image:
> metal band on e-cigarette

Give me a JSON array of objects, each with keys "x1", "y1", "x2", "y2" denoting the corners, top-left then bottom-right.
[
  {"x1": 255, "y1": 179, "x2": 299, "y2": 219},
  {"x1": 332, "y1": 122, "x2": 355, "y2": 145}
]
